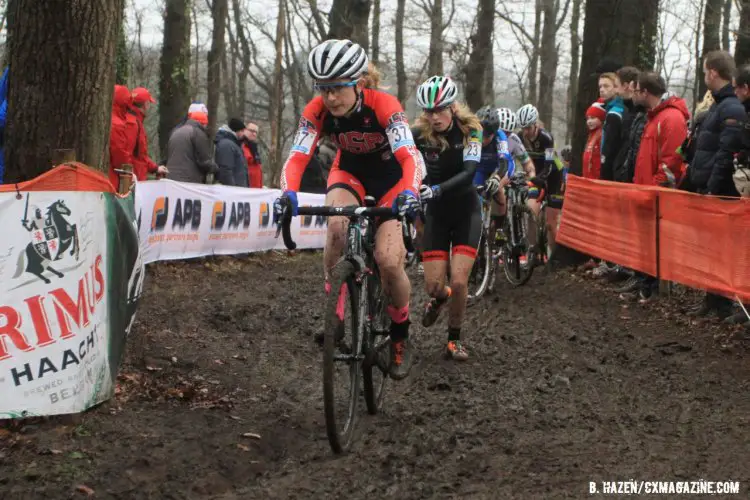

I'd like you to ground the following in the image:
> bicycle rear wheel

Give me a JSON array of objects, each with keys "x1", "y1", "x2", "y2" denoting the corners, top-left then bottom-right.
[
  {"x1": 467, "y1": 230, "x2": 491, "y2": 301},
  {"x1": 503, "y1": 205, "x2": 535, "y2": 286},
  {"x1": 363, "y1": 271, "x2": 389, "y2": 414},
  {"x1": 323, "y1": 260, "x2": 363, "y2": 454}
]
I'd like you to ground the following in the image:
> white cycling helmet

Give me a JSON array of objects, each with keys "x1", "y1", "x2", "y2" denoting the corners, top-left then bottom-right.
[
  {"x1": 516, "y1": 104, "x2": 539, "y2": 128},
  {"x1": 307, "y1": 39, "x2": 369, "y2": 81},
  {"x1": 497, "y1": 107, "x2": 517, "y2": 133},
  {"x1": 416, "y1": 76, "x2": 458, "y2": 110}
]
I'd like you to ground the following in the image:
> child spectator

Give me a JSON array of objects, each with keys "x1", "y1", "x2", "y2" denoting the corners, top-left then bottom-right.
[{"x1": 583, "y1": 99, "x2": 606, "y2": 179}]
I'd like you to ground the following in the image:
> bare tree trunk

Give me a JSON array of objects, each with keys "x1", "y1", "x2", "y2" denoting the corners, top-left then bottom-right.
[
  {"x1": 721, "y1": 0, "x2": 732, "y2": 52},
  {"x1": 115, "y1": 20, "x2": 128, "y2": 85},
  {"x1": 159, "y1": 0, "x2": 191, "y2": 157},
  {"x1": 5, "y1": 0, "x2": 124, "y2": 181},
  {"x1": 485, "y1": 44, "x2": 494, "y2": 104},
  {"x1": 269, "y1": 0, "x2": 285, "y2": 186},
  {"x1": 207, "y1": 0, "x2": 228, "y2": 139},
  {"x1": 566, "y1": 0, "x2": 582, "y2": 144},
  {"x1": 736, "y1": 0, "x2": 750, "y2": 65},
  {"x1": 571, "y1": 0, "x2": 659, "y2": 175},
  {"x1": 225, "y1": 10, "x2": 239, "y2": 118},
  {"x1": 191, "y1": 1, "x2": 200, "y2": 95},
  {"x1": 428, "y1": 0, "x2": 444, "y2": 75},
  {"x1": 698, "y1": 0, "x2": 722, "y2": 97},
  {"x1": 232, "y1": 0, "x2": 250, "y2": 119},
  {"x1": 528, "y1": 0, "x2": 542, "y2": 105},
  {"x1": 283, "y1": 2, "x2": 301, "y2": 118},
  {"x1": 464, "y1": 0, "x2": 495, "y2": 110},
  {"x1": 371, "y1": 0, "x2": 380, "y2": 63},
  {"x1": 537, "y1": 0, "x2": 558, "y2": 127},
  {"x1": 328, "y1": 0, "x2": 371, "y2": 50},
  {"x1": 395, "y1": 0, "x2": 406, "y2": 104}
]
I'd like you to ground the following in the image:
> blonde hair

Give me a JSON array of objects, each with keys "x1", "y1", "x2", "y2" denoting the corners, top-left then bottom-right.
[
  {"x1": 361, "y1": 62, "x2": 381, "y2": 89},
  {"x1": 694, "y1": 89, "x2": 714, "y2": 115},
  {"x1": 414, "y1": 102, "x2": 483, "y2": 151},
  {"x1": 599, "y1": 72, "x2": 620, "y2": 85}
]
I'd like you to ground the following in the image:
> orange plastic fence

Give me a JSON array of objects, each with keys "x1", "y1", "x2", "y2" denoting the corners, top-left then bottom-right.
[
  {"x1": 659, "y1": 190, "x2": 750, "y2": 303},
  {"x1": 0, "y1": 163, "x2": 115, "y2": 193},
  {"x1": 558, "y1": 174, "x2": 750, "y2": 302},
  {"x1": 557, "y1": 175, "x2": 658, "y2": 276}
]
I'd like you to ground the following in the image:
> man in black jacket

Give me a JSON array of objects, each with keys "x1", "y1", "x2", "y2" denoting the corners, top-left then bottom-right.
[
  {"x1": 688, "y1": 50, "x2": 745, "y2": 196},
  {"x1": 215, "y1": 118, "x2": 249, "y2": 187},
  {"x1": 612, "y1": 66, "x2": 642, "y2": 183},
  {"x1": 687, "y1": 50, "x2": 745, "y2": 319}
]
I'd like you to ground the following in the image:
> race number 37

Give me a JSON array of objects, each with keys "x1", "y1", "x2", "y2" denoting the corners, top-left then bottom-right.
[
  {"x1": 291, "y1": 128, "x2": 317, "y2": 154},
  {"x1": 386, "y1": 123, "x2": 414, "y2": 150}
]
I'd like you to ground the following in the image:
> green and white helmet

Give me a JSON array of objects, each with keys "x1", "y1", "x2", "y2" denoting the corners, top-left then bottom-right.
[{"x1": 416, "y1": 75, "x2": 458, "y2": 110}]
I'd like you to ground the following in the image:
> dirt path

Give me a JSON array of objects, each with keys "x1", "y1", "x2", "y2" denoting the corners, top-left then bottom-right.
[{"x1": 2, "y1": 253, "x2": 749, "y2": 499}]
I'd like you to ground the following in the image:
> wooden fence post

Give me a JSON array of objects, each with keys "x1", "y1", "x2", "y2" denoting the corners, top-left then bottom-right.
[{"x1": 117, "y1": 163, "x2": 133, "y2": 194}]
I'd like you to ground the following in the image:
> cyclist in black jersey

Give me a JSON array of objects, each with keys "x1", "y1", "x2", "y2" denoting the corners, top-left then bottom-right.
[
  {"x1": 411, "y1": 76, "x2": 483, "y2": 361},
  {"x1": 517, "y1": 103, "x2": 565, "y2": 256}
]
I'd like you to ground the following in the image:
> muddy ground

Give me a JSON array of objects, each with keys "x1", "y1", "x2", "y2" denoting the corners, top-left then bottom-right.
[{"x1": 1, "y1": 252, "x2": 750, "y2": 499}]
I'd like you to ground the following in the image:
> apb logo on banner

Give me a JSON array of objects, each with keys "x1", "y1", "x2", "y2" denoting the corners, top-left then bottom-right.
[{"x1": 136, "y1": 181, "x2": 327, "y2": 264}]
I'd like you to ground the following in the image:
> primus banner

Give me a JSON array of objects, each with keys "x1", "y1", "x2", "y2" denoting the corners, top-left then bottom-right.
[
  {"x1": 0, "y1": 182, "x2": 143, "y2": 417},
  {"x1": 135, "y1": 181, "x2": 328, "y2": 264}
]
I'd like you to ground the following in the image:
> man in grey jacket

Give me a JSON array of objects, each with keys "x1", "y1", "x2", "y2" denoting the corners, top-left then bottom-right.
[
  {"x1": 215, "y1": 118, "x2": 249, "y2": 187},
  {"x1": 165, "y1": 110, "x2": 218, "y2": 184}
]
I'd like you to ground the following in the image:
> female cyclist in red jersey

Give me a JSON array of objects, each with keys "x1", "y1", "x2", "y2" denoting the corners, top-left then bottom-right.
[{"x1": 274, "y1": 39, "x2": 424, "y2": 380}]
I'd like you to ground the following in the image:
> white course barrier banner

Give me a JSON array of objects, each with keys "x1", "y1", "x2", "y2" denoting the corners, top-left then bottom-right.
[{"x1": 135, "y1": 180, "x2": 328, "y2": 264}]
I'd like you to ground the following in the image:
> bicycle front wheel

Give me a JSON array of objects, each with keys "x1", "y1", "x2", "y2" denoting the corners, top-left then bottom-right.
[{"x1": 323, "y1": 260, "x2": 364, "y2": 454}]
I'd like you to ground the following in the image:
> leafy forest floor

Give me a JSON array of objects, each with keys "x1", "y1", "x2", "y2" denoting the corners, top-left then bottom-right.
[{"x1": 2, "y1": 253, "x2": 750, "y2": 499}]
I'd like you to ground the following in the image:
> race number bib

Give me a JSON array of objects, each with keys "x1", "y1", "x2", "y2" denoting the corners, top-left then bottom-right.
[
  {"x1": 291, "y1": 127, "x2": 317, "y2": 154},
  {"x1": 386, "y1": 122, "x2": 414, "y2": 151},
  {"x1": 498, "y1": 140, "x2": 509, "y2": 155},
  {"x1": 464, "y1": 138, "x2": 481, "y2": 162},
  {"x1": 545, "y1": 148, "x2": 555, "y2": 161}
]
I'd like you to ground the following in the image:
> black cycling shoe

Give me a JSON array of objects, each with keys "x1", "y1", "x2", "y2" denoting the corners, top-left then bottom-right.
[
  {"x1": 422, "y1": 287, "x2": 451, "y2": 328},
  {"x1": 389, "y1": 337, "x2": 413, "y2": 380}
]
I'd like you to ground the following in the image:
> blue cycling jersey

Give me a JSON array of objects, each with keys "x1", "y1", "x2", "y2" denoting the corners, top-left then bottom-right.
[{"x1": 473, "y1": 130, "x2": 515, "y2": 185}]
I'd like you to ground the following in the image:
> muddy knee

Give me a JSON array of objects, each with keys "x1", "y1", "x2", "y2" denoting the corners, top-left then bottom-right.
[
  {"x1": 449, "y1": 278, "x2": 468, "y2": 297},
  {"x1": 425, "y1": 279, "x2": 445, "y2": 298}
]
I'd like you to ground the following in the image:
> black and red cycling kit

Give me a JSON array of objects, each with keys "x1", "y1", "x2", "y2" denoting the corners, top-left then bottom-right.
[
  {"x1": 522, "y1": 128, "x2": 564, "y2": 209},
  {"x1": 281, "y1": 88, "x2": 424, "y2": 208},
  {"x1": 413, "y1": 120, "x2": 483, "y2": 262}
]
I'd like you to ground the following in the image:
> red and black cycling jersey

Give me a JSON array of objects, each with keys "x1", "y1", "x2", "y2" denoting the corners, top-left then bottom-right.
[{"x1": 281, "y1": 88, "x2": 424, "y2": 202}]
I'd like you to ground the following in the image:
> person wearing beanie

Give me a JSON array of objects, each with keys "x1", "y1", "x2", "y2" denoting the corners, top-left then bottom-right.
[
  {"x1": 583, "y1": 99, "x2": 606, "y2": 179},
  {"x1": 215, "y1": 117, "x2": 249, "y2": 187},
  {"x1": 165, "y1": 102, "x2": 217, "y2": 184}
]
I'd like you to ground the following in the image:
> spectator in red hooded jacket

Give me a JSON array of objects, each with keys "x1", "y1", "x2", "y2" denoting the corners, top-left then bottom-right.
[
  {"x1": 634, "y1": 72, "x2": 689, "y2": 187},
  {"x1": 130, "y1": 87, "x2": 168, "y2": 181},
  {"x1": 241, "y1": 121, "x2": 263, "y2": 188},
  {"x1": 583, "y1": 99, "x2": 606, "y2": 179},
  {"x1": 629, "y1": 72, "x2": 689, "y2": 303},
  {"x1": 110, "y1": 85, "x2": 139, "y2": 189}
]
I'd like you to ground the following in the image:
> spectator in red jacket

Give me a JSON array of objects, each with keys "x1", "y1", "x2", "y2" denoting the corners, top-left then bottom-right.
[
  {"x1": 583, "y1": 99, "x2": 606, "y2": 179},
  {"x1": 241, "y1": 121, "x2": 263, "y2": 188},
  {"x1": 110, "y1": 85, "x2": 138, "y2": 189},
  {"x1": 634, "y1": 72, "x2": 689, "y2": 187},
  {"x1": 130, "y1": 87, "x2": 168, "y2": 181}
]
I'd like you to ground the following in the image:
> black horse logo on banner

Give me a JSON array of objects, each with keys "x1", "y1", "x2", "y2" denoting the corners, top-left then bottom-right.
[{"x1": 13, "y1": 196, "x2": 80, "y2": 284}]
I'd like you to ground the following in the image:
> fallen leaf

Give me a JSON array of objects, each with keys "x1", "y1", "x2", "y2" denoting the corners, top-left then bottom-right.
[
  {"x1": 69, "y1": 451, "x2": 86, "y2": 460},
  {"x1": 236, "y1": 443, "x2": 250, "y2": 452},
  {"x1": 242, "y1": 432, "x2": 261, "y2": 440},
  {"x1": 75, "y1": 484, "x2": 95, "y2": 496},
  {"x1": 214, "y1": 359, "x2": 225, "y2": 365},
  {"x1": 229, "y1": 415, "x2": 242, "y2": 421}
]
